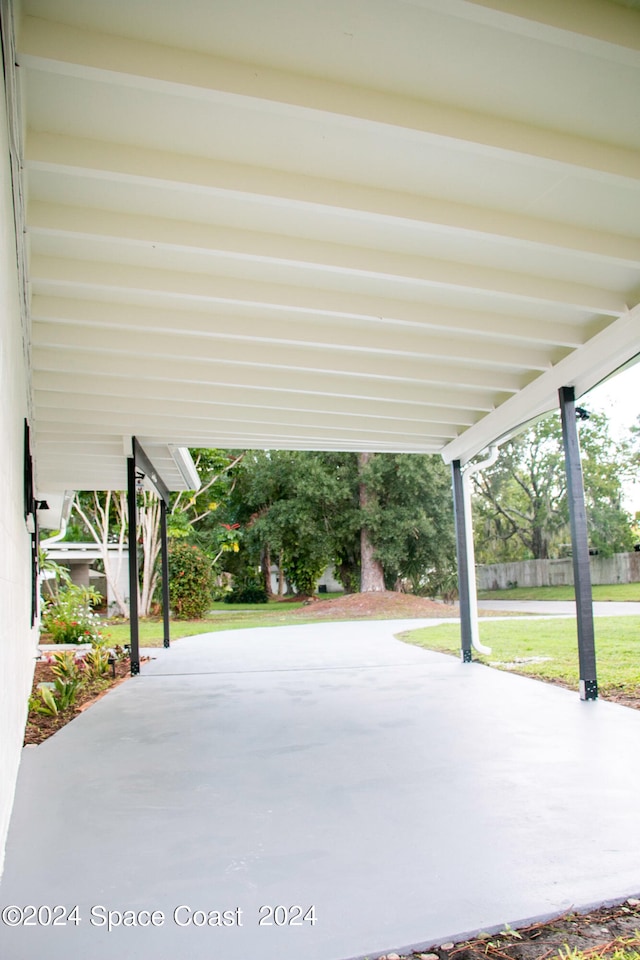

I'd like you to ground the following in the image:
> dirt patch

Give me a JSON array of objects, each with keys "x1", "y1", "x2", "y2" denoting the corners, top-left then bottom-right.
[
  {"x1": 293, "y1": 590, "x2": 457, "y2": 619},
  {"x1": 24, "y1": 659, "x2": 134, "y2": 746},
  {"x1": 384, "y1": 900, "x2": 640, "y2": 960}
]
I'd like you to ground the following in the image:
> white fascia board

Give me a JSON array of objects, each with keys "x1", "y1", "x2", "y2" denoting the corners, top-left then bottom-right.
[
  {"x1": 441, "y1": 304, "x2": 640, "y2": 464},
  {"x1": 168, "y1": 445, "x2": 201, "y2": 492}
]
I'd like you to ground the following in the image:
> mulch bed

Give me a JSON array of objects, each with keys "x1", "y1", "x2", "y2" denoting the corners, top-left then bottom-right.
[
  {"x1": 293, "y1": 590, "x2": 457, "y2": 619},
  {"x1": 24, "y1": 658, "x2": 133, "y2": 746},
  {"x1": 387, "y1": 900, "x2": 640, "y2": 960}
]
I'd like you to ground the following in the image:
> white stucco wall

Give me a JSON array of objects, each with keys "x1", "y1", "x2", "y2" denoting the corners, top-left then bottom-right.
[{"x1": 0, "y1": 54, "x2": 37, "y2": 874}]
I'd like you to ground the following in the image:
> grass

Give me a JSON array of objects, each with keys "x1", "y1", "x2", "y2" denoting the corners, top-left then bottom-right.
[
  {"x1": 401, "y1": 616, "x2": 640, "y2": 698},
  {"x1": 102, "y1": 600, "x2": 310, "y2": 647},
  {"x1": 559, "y1": 950, "x2": 640, "y2": 960},
  {"x1": 478, "y1": 583, "x2": 640, "y2": 602}
]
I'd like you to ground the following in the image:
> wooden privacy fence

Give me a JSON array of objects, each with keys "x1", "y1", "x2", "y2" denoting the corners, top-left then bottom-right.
[{"x1": 477, "y1": 552, "x2": 640, "y2": 591}]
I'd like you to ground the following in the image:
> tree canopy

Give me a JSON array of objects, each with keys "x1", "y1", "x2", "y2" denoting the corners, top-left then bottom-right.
[
  {"x1": 60, "y1": 406, "x2": 636, "y2": 613},
  {"x1": 472, "y1": 410, "x2": 635, "y2": 562},
  {"x1": 226, "y1": 450, "x2": 456, "y2": 595}
]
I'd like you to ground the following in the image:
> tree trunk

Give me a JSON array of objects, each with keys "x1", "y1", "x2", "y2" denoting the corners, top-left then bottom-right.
[
  {"x1": 72, "y1": 492, "x2": 129, "y2": 617},
  {"x1": 359, "y1": 452, "x2": 386, "y2": 592},
  {"x1": 261, "y1": 544, "x2": 275, "y2": 598},
  {"x1": 531, "y1": 523, "x2": 549, "y2": 560},
  {"x1": 138, "y1": 493, "x2": 162, "y2": 617}
]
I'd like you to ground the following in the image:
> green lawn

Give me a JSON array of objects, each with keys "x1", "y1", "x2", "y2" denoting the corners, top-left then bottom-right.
[
  {"x1": 478, "y1": 583, "x2": 640, "y2": 602},
  {"x1": 102, "y1": 600, "x2": 310, "y2": 647},
  {"x1": 401, "y1": 616, "x2": 640, "y2": 698}
]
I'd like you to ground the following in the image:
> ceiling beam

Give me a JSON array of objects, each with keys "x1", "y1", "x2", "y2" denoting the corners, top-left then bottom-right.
[
  {"x1": 33, "y1": 378, "x2": 479, "y2": 426},
  {"x1": 20, "y1": 16, "x2": 640, "y2": 183},
  {"x1": 31, "y1": 300, "x2": 561, "y2": 371},
  {"x1": 28, "y1": 173, "x2": 640, "y2": 272},
  {"x1": 34, "y1": 416, "x2": 452, "y2": 450},
  {"x1": 32, "y1": 320, "x2": 544, "y2": 385},
  {"x1": 35, "y1": 435, "x2": 438, "y2": 454},
  {"x1": 25, "y1": 135, "x2": 638, "y2": 316},
  {"x1": 29, "y1": 208, "x2": 632, "y2": 338},
  {"x1": 32, "y1": 368, "x2": 491, "y2": 419},
  {"x1": 31, "y1": 293, "x2": 590, "y2": 352},
  {"x1": 32, "y1": 343, "x2": 521, "y2": 400},
  {"x1": 34, "y1": 390, "x2": 463, "y2": 440},
  {"x1": 456, "y1": 0, "x2": 640, "y2": 55},
  {"x1": 29, "y1": 245, "x2": 626, "y2": 318}
]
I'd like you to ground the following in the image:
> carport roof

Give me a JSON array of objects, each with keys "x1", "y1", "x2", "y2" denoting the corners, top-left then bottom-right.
[{"x1": 8, "y1": 0, "x2": 640, "y2": 491}]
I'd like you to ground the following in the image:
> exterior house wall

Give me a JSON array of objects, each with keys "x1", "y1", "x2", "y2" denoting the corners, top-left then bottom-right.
[
  {"x1": 46, "y1": 544, "x2": 131, "y2": 615},
  {"x1": 268, "y1": 564, "x2": 345, "y2": 595},
  {"x1": 477, "y1": 552, "x2": 640, "y2": 591},
  {"x1": 317, "y1": 564, "x2": 344, "y2": 593},
  {"x1": 0, "y1": 61, "x2": 38, "y2": 872}
]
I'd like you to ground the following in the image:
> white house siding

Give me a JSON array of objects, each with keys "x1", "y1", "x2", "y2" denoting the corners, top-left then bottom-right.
[{"x1": 0, "y1": 62, "x2": 38, "y2": 874}]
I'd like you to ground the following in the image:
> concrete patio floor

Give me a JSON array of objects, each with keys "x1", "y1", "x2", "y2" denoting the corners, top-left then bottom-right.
[{"x1": 1, "y1": 619, "x2": 640, "y2": 960}]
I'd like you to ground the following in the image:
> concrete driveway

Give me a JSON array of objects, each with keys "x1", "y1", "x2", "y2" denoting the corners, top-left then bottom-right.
[{"x1": 2, "y1": 619, "x2": 640, "y2": 960}]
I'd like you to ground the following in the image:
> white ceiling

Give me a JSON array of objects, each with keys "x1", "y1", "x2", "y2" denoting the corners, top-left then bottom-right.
[{"x1": 10, "y1": 0, "x2": 640, "y2": 490}]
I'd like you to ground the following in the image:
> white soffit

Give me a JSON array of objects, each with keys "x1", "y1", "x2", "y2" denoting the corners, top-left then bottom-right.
[{"x1": 13, "y1": 0, "x2": 640, "y2": 489}]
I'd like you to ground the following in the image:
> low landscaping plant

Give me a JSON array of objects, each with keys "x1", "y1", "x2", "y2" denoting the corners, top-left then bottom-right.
[
  {"x1": 30, "y1": 650, "x2": 85, "y2": 716},
  {"x1": 223, "y1": 572, "x2": 268, "y2": 604},
  {"x1": 83, "y1": 643, "x2": 112, "y2": 680},
  {"x1": 41, "y1": 583, "x2": 105, "y2": 644},
  {"x1": 29, "y1": 639, "x2": 124, "y2": 723}
]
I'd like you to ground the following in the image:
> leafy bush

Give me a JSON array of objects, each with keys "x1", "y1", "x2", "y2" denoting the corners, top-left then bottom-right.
[
  {"x1": 41, "y1": 584, "x2": 105, "y2": 644},
  {"x1": 223, "y1": 572, "x2": 268, "y2": 604},
  {"x1": 425, "y1": 566, "x2": 459, "y2": 603},
  {"x1": 31, "y1": 651, "x2": 84, "y2": 715},
  {"x1": 84, "y1": 644, "x2": 112, "y2": 680},
  {"x1": 168, "y1": 541, "x2": 214, "y2": 619},
  {"x1": 282, "y1": 549, "x2": 325, "y2": 597}
]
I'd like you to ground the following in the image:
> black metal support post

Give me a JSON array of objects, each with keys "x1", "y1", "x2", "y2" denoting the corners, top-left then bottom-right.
[
  {"x1": 451, "y1": 459, "x2": 473, "y2": 662},
  {"x1": 132, "y1": 438, "x2": 170, "y2": 503},
  {"x1": 559, "y1": 386, "x2": 598, "y2": 700},
  {"x1": 127, "y1": 456, "x2": 141, "y2": 676},
  {"x1": 160, "y1": 498, "x2": 171, "y2": 648}
]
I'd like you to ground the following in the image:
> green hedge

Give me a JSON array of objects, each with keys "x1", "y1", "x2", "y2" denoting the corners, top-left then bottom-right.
[{"x1": 168, "y1": 542, "x2": 214, "y2": 619}]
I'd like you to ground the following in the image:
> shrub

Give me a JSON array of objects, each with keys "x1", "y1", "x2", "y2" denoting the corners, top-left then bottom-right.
[
  {"x1": 84, "y1": 644, "x2": 112, "y2": 680},
  {"x1": 168, "y1": 542, "x2": 214, "y2": 619},
  {"x1": 41, "y1": 584, "x2": 105, "y2": 644},
  {"x1": 282, "y1": 549, "x2": 325, "y2": 597},
  {"x1": 223, "y1": 572, "x2": 268, "y2": 604},
  {"x1": 424, "y1": 566, "x2": 459, "y2": 603},
  {"x1": 31, "y1": 651, "x2": 84, "y2": 715}
]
